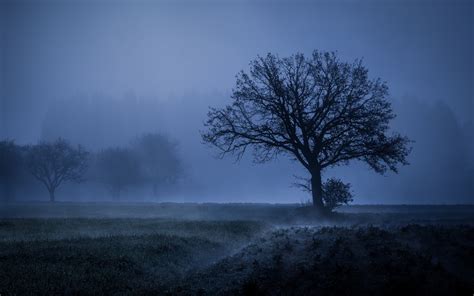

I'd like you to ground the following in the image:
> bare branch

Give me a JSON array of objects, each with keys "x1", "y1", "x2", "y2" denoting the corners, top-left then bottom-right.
[{"x1": 201, "y1": 50, "x2": 411, "y2": 198}]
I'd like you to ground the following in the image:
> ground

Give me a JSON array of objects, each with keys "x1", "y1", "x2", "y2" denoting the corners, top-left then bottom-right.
[{"x1": 0, "y1": 202, "x2": 473, "y2": 295}]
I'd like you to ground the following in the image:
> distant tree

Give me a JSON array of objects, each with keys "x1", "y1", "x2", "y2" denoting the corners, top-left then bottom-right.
[
  {"x1": 322, "y1": 178, "x2": 353, "y2": 211},
  {"x1": 132, "y1": 133, "x2": 182, "y2": 196},
  {"x1": 26, "y1": 138, "x2": 88, "y2": 202},
  {"x1": 202, "y1": 51, "x2": 410, "y2": 212},
  {"x1": 0, "y1": 140, "x2": 23, "y2": 201},
  {"x1": 95, "y1": 147, "x2": 142, "y2": 200}
]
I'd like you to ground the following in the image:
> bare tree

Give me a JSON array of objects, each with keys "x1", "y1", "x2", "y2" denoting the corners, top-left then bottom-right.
[
  {"x1": 26, "y1": 138, "x2": 88, "y2": 202},
  {"x1": 95, "y1": 147, "x2": 142, "y2": 200},
  {"x1": 132, "y1": 133, "x2": 182, "y2": 197},
  {"x1": 202, "y1": 51, "x2": 410, "y2": 212},
  {"x1": 0, "y1": 140, "x2": 23, "y2": 202}
]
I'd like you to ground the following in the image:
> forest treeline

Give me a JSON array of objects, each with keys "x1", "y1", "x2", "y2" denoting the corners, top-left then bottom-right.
[{"x1": 0, "y1": 133, "x2": 182, "y2": 202}]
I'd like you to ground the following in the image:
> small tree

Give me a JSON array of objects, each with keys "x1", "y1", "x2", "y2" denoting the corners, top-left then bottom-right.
[
  {"x1": 95, "y1": 147, "x2": 142, "y2": 200},
  {"x1": 322, "y1": 178, "x2": 353, "y2": 211},
  {"x1": 202, "y1": 51, "x2": 410, "y2": 212},
  {"x1": 0, "y1": 140, "x2": 23, "y2": 201},
  {"x1": 132, "y1": 133, "x2": 182, "y2": 196},
  {"x1": 26, "y1": 138, "x2": 88, "y2": 202}
]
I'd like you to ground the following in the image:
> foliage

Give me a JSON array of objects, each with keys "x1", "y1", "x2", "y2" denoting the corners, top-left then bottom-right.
[
  {"x1": 322, "y1": 178, "x2": 353, "y2": 210},
  {"x1": 0, "y1": 140, "x2": 20, "y2": 181},
  {"x1": 0, "y1": 140, "x2": 23, "y2": 201}
]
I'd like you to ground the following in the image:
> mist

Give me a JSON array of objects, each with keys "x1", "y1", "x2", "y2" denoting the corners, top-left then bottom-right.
[
  {"x1": 1, "y1": 0, "x2": 473, "y2": 204},
  {"x1": 1, "y1": 1, "x2": 474, "y2": 295}
]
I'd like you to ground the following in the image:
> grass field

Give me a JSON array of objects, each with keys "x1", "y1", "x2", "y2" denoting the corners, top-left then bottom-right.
[{"x1": 0, "y1": 202, "x2": 473, "y2": 295}]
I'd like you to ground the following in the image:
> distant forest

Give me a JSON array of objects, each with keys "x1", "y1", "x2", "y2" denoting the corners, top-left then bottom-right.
[
  {"x1": 1, "y1": 92, "x2": 473, "y2": 203},
  {"x1": 0, "y1": 133, "x2": 182, "y2": 202}
]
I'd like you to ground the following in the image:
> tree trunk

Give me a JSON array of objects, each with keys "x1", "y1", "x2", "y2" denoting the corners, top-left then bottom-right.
[
  {"x1": 311, "y1": 169, "x2": 325, "y2": 211},
  {"x1": 49, "y1": 189, "x2": 56, "y2": 202}
]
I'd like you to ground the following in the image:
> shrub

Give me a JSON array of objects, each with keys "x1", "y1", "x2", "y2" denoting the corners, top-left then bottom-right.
[{"x1": 322, "y1": 178, "x2": 353, "y2": 211}]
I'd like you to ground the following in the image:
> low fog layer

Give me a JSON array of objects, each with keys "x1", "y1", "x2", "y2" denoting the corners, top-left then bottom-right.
[{"x1": 1, "y1": 0, "x2": 473, "y2": 203}]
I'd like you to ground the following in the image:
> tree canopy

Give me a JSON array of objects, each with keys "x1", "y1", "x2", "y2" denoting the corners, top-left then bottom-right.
[
  {"x1": 26, "y1": 138, "x2": 88, "y2": 202},
  {"x1": 202, "y1": 51, "x2": 411, "y2": 211}
]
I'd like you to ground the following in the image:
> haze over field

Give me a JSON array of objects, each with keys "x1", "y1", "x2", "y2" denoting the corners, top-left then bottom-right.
[
  {"x1": 1, "y1": 0, "x2": 473, "y2": 204},
  {"x1": 1, "y1": 2, "x2": 474, "y2": 295}
]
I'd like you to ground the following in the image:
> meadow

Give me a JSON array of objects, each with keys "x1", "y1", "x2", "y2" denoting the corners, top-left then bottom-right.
[{"x1": 0, "y1": 202, "x2": 473, "y2": 295}]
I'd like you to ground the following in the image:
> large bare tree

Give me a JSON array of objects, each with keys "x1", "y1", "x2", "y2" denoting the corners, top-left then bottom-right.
[
  {"x1": 202, "y1": 51, "x2": 410, "y2": 212},
  {"x1": 26, "y1": 138, "x2": 88, "y2": 202}
]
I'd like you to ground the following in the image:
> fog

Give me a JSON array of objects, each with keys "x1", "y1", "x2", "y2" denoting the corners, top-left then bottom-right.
[{"x1": 1, "y1": 0, "x2": 473, "y2": 204}]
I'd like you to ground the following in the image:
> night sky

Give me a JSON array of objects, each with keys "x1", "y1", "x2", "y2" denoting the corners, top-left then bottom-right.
[{"x1": 1, "y1": 0, "x2": 473, "y2": 204}]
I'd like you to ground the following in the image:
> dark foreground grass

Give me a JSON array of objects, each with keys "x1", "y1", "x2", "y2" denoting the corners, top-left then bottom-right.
[
  {"x1": 0, "y1": 218, "x2": 266, "y2": 243},
  {"x1": 0, "y1": 219, "x2": 266, "y2": 295},
  {"x1": 177, "y1": 225, "x2": 474, "y2": 295},
  {"x1": 0, "y1": 234, "x2": 220, "y2": 295},
  {"x1": 0, "y1": 203, "x2": 473, "y2": 295}
]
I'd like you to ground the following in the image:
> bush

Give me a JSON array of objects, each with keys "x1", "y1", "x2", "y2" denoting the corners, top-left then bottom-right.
[{"x1": 322, "y1": 178, "x2": 353, "y2": 211}]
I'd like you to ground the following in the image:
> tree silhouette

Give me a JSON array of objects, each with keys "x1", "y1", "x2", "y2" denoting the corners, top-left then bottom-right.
[
  {"x1": 202, "y1": 51, "x2": 410, "y2": 212},
  {"x1": 321, "y1": 178, "x2": 353, "y2": 211},
  {"x1": 133, "y1": 133, "x2": 182, "y2": 197},
  {"x1": 26, "y1": 138, "x2": 88, "y2": 202},
  {"x1": 95, "y1": 147, "x2": 142, "y2": 200},
  {"x1": 0, "y1": 140, "x2": 23, "y2": 202}
]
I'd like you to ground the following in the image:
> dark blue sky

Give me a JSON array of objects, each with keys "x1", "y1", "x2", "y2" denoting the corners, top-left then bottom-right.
[{"x1": 1, "y1": 0, "x2": 473, "y2": 203}]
